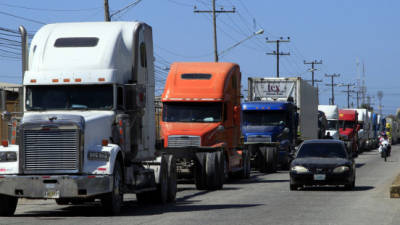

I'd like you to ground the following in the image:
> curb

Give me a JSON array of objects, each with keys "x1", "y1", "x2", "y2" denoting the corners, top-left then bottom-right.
[{"x1": 390, "y1": 174, "x2": 400, "y2": 198}]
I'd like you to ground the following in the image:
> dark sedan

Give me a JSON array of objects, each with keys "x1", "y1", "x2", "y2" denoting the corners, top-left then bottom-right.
[{"x1": 290, "y1": 139, "x2": 356, "y2": 190}]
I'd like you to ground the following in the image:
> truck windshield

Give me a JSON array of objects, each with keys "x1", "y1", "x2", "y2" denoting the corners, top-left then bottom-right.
[
  {"x1": 339, "y1": 121, "x2": 355, "y2": 129},
  {"x1": 327, "y1": 120, "x2": 338, "y2": 130},
  {"x1": 163, "y1": 102, "x2": 222, "y2": 122},
  {"x1": 26, "y1": 85, "x2": 113, "y2": 110},
  {"x1": 243, "y1": 110, "x2": 286, "y2": 126}
]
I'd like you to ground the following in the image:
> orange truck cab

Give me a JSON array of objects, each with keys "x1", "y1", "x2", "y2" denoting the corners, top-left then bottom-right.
[
  {"x1": 339, "y1": 109, "x2": 359, "y2": 157},
  {"x1": 161, "y1": 62, "x2": 250, "y2": 190}
]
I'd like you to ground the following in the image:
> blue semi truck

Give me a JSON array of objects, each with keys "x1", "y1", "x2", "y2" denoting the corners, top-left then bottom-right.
[{"x1": 242, "y1": 77, "x2": 318, "y2": 172}]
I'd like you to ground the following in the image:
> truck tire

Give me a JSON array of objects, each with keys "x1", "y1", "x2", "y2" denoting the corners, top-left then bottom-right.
[
  {"x1": 216, "y1": 151, "x2": 225, "y2": 189},
  {"x1": 101, "y1": 161, "x2": 123, "y2": 215},
  {"x1": 205, "y1": 152, "x2": 220, "y2": 190},
  {"x1": 240, "y1": 150, "x2": 251, "y2": 179},
  {"x1": 166, "y1": 154, "x2": 177, "y2": 203},
  {"x1": 194, "y1": 152, "x2": 207, "y2": 190},
  {"x1": 155, "y1": 154, "x2": 169, "y2": 204},
  {"x1": 258, "y1": 147, "x2": 277, "y2": 173},
  {"x1": 0, "y1": 195, "x2": 18, "y2": 216}
]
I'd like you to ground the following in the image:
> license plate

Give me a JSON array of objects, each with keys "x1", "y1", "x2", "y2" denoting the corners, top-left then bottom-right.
[
  {"x1": 313, "y1": 174, "x2": 326, "y2": 181},
  {"x1": 45, "y1": 190, "x2": 60, "y2": 199}
]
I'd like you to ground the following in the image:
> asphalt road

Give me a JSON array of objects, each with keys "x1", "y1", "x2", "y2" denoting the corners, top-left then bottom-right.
[{"x1": 3, "y1": 145, "x2": 400, "y2": 225}]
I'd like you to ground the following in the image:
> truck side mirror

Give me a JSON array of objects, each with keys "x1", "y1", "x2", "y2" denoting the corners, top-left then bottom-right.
[
  {"x1": 217, "y1": 125, "x2": 224, "y2": 132},
  {"x1": 1, "y1": 111, "x2": 11, "y2": 121},
  {"x1": 283, "y1": 127, "x2": 290, "y2": 134}
]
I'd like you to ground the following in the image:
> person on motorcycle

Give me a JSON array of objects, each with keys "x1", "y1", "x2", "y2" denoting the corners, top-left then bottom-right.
[{"x1": 379, "y1": 132, "x2": 391, "y2": 156}]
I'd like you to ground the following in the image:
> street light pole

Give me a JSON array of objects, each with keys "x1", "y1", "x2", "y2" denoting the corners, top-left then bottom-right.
[{"x1": 219, "y1": 29, "x2": 264, "y2": 56}]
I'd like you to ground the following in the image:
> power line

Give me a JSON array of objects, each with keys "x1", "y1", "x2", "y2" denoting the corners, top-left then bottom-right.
[
  {"x1": 304, "y1": 60, "x2": 323, "y2": 87},
  {"x1": 266, "y1": 37, "x2": 290, "y2": 78},
  {"x1": 0, "y1": 10, "x2": 45, "y2": 25},
  {"x1": 110, "y1": 0, "x2": 143, "y2": 18},
  {"x1": 340, "y1": 83, "x2": 355, "y2": 108},
  {"x1": 0, "y1": 3, "x2": 101, "y2": 12},
  {"x1": 194, "y1": 0, "x2": 235, "y2": 62},
  {"x1": 325, "y1": 73, "x2": 340, "y2": 105},
  {"x1": 167, "y1": 0, "x2": 193, "y2": 7}
]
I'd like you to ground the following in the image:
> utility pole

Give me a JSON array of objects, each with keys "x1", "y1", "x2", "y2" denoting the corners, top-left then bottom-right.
[
  {"x1": 194, "y1": 1, "x2": 235, "y2": 62},
  {"x1": 341, "y1": 83, "x2": 355, "y2": 108},
  {"x1": 266, "y1": 37, "x2": 290, "y2": 78},
  {"x1": 325, "y1": 73, "x2": 340, "y2": 105},
  {"x1": 104, "y1": 0, "x2": 111, "y2": 21},
  {"x1": 304, "y1": 60, "x2": 323, "y2": 86}
]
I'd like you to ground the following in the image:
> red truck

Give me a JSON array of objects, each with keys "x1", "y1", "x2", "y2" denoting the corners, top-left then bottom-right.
[
  {"x1": 339, "y1": 109, "x2": 359, "y2": 156},
  {"x1": 160, "y1": 62, "x2": 250, "y2": 190}
]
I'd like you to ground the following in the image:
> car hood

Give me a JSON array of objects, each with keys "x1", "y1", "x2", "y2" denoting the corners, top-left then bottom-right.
[{"x1": 292, "y1": 157, "x2": 351, "y2": 168}]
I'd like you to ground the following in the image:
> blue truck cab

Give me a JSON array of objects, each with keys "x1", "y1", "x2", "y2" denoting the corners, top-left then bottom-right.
[{"x1": 242, "y1": 101, "x2": 298, "y2": 171}]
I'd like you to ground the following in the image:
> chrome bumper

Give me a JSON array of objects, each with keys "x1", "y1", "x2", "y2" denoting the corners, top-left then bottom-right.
[{"x1": 0, "y1": 175, "x2": 112, "y2": 199}]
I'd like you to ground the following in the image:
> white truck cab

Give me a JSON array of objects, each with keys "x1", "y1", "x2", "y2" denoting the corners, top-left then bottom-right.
[
  {"x1": 318, "y1": 105, "x2": 339, "y2": 139},
  {"x1": 0, "y1": 22, "x2": 176, "y2": 216}
]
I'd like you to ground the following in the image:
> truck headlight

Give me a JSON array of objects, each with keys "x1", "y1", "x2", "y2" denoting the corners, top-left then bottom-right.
[
  {"x1": 333, "y1": 166, "x2": 350, "y2": 173},
  {"x1": 0, "y1": 152, "x2": 17, "y2": 162},
  {"x1": 88, "y1": 152, "x2": 110, "y2": 161},
  {"x1": 291, "y1": 166, "x2": 309, "y2": 173},
  {"x1": 340, "y1": 135, "x2": 349, "y2": 141}
]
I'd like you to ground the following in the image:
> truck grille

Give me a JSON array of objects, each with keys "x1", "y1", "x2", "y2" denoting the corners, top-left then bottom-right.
[
  {"x1": 168, "y1": 135, "x2": 201, "y2": 147},
  {"x1": 247, "y1": 135, "x2": 272, "y2": 143},
  {"x1": 23, "y1": 129, "x2": 80, "y2": 171}
]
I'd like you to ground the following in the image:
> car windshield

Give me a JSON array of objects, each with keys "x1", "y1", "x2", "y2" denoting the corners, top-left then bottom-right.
[
  {"x1": 297, "y1": 143, "x2": 347, "y2": 158},
  {"x1": 243, "y1": 110, "x2": 286, "y2": 126},
  {"x1": 163, "y1": 102, "x2": 222, "y2": 122},
  {"x1": 327, "y1": 120, "x2": 338, "y2": 130},
  {"x1": 26, "y1": 85, "x2": 113, "y2": 110},
  {"x1": 340, "y1": 121, "x2": 355, "y2": 129}
]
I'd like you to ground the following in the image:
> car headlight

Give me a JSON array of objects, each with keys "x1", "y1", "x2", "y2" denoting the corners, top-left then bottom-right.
[
  {"x1": 333, "y1": 166, "x2": 350, "y2": 173},
  {"x1": 0, "y1": 152, "x2": 17, "y2": 162},
  {"x1": 291, "y1": 166, "x2": 309, "y2": 173},
  {"x1": 88, "y1": 151, "x2": 110, "y2": 161}
]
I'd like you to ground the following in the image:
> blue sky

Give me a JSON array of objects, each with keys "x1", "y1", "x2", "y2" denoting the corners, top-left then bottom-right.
[{"x1": 0, "y1": 0, "x2": 398, "y2": 115}]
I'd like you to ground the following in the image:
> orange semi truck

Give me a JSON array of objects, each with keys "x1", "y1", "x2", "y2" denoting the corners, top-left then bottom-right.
[{"x1": 161, "y1": 62, "x2": 250, "y2": 190}]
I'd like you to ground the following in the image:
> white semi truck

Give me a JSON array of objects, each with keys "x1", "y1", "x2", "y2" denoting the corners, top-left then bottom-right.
[
  {"x1": 349, "y1": 108, "x2": 370, "y2": 151},
  {"x1": 0, "y1": 22, "x2": 177, "y2": 216},
  {"x1": 318, "y1": 105, "x2": 339, "y2": 139}
]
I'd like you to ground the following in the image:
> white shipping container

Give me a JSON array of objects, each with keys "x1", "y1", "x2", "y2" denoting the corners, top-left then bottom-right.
[{"x1": 248, "y1": 77, "x2": 318, "y2": 140}]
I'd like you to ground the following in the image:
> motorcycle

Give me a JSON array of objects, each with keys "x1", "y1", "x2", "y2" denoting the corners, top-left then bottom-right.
[{"x1": 378, "y1": 137, "x2": 391, "y2": 162}]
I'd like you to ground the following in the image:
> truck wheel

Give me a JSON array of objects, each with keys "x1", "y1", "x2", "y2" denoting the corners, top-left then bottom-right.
[
  {"x1": 205, "y1": 152, "x2": 220, "y2": 190},
  {"x1": 166, "y1": 154, "x2": 177, "y2": 202},
  {"x1": 0, "y1": 195, "x2": 18, "y2": 216},
  {"x1": 216, "y1": 151, "x2": 225, "y2": 189},
  {"x1": 194, "y1": 152, "x2": 207, "y2": 190},
  {"x1": 102, "y1": 161, "x2": 123, "y2": 215},
  {"x1": 257, "y1": 147, "x2": 267, "y2": 173},
  {"x1": 259, "y1": 147, "x2": 276, "y2": 173},
  {"x1": 155, "y1": 154, "x2": 169, "y2": 204},
  {"x1": 240, "y1": 150, "x2": 251, "y2": 179}
]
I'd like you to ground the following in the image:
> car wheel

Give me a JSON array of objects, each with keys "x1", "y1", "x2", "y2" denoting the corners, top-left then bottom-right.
[
  {"x1": 344, "y1": 176, "x2": 355, "y2": 190},
  {"x1": 290, "y1": 184, "x2": 298, "y2": 191},
  {"x1": 290, "y1": 178, "x2": 299, "y2": 191}
]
